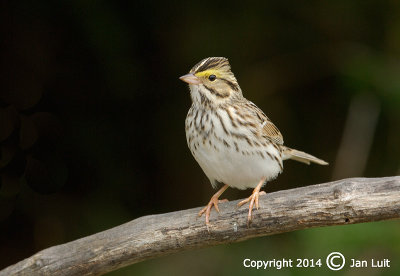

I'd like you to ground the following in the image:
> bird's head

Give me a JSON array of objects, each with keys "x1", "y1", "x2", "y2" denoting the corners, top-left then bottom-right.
[{"x1": 180, "y1": 57, "x2": 243, "y2": 106}]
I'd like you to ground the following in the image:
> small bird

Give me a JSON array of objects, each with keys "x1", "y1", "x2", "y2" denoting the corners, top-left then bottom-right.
[{"x1": 180, "y1": 57, "x2": 328, "y2": 228}]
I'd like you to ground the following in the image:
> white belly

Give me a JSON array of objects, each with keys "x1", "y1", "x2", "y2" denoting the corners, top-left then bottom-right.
[{"x1": 192, "y1": 141, "x2": 282, "y2": 189}]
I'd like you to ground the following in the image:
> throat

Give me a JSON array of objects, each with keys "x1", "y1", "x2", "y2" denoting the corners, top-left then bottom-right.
[
  {"x1": 190, "y1": 85, "x2": 235, "y2": 108},
  {"x1": 190, "y1": 86, "x2": 213, "y2": 108},
  {"x1": 198, "y1": 90, "x2": 213, "y2": 107}
]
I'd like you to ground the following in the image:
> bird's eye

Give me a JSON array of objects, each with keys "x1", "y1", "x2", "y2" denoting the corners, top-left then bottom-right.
[{"x1": 208, "y1": 74, "x2": 216, "y2": 81}]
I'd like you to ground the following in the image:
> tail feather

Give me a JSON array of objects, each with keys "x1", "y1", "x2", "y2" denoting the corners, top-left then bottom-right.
[{"x1": 282, "y1": 146, "x2": 328, "y2": 165}]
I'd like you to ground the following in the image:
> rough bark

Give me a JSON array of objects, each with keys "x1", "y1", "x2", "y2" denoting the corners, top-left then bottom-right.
[{"x1": 1, "y1": 176, "x2": 400, "y2": 276}]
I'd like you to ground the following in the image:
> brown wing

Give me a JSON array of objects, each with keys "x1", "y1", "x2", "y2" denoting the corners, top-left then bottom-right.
[
  {"x1": 262, "y1": 118, "x2": 284, "y2": 145},
  {"x1": 242, "y1": 101, "x2": 284, "y2": 145}
]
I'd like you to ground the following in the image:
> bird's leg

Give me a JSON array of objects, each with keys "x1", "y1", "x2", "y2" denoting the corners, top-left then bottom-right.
[
  {"x1": 237, "y1": 178, "x2": 267, "y2": 226},
  {"x1": 198, "y1": 184, "x2": 229, "y2": 229}
]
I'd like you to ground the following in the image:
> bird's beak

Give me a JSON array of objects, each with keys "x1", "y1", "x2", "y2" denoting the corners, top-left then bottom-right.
[{"x1": 179, "y1": 73, "x2": 201, "y2": 85}]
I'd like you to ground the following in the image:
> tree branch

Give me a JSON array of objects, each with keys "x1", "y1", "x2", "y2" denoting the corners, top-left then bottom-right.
[{"x1": 2, "y1": 176, "x2": 400, "y2": 276}]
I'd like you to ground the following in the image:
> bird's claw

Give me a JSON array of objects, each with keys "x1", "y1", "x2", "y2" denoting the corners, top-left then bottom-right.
[
  {"x1": 198, "y1": 197, "x2": 228, "y2": 231},
  {"x1": 238, "y1": 190, "x2": 266, "y2": 227}
]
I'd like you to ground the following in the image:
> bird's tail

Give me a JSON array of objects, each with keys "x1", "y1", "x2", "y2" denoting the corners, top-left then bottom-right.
[{"x1": 282, "y1": 146, "x2": 328, "y2": 165}]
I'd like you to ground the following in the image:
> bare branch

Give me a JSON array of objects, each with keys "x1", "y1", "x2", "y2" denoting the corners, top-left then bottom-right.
[{"x1": 1, "y1": 176, "x2": 400, "y2": 276}]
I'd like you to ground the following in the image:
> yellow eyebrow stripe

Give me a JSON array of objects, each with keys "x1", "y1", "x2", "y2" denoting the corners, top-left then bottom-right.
[{"x1": 195, "y1": 69, "x2": 220, "y2": 78}]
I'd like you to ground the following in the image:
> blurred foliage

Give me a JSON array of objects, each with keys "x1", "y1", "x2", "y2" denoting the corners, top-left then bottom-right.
[{"x1": 0, "y1": 0, "x2": 399, "y2": 275}]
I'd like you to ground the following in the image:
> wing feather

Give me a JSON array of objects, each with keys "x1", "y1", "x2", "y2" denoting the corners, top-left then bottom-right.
[{"x1": 236, "y1": 101, "x2": 284, "y2": 145}]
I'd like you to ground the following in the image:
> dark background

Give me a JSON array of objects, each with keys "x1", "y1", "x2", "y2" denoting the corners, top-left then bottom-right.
[{"x1": 1, "y1": 1, "x2": 399, "y2": 275}]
